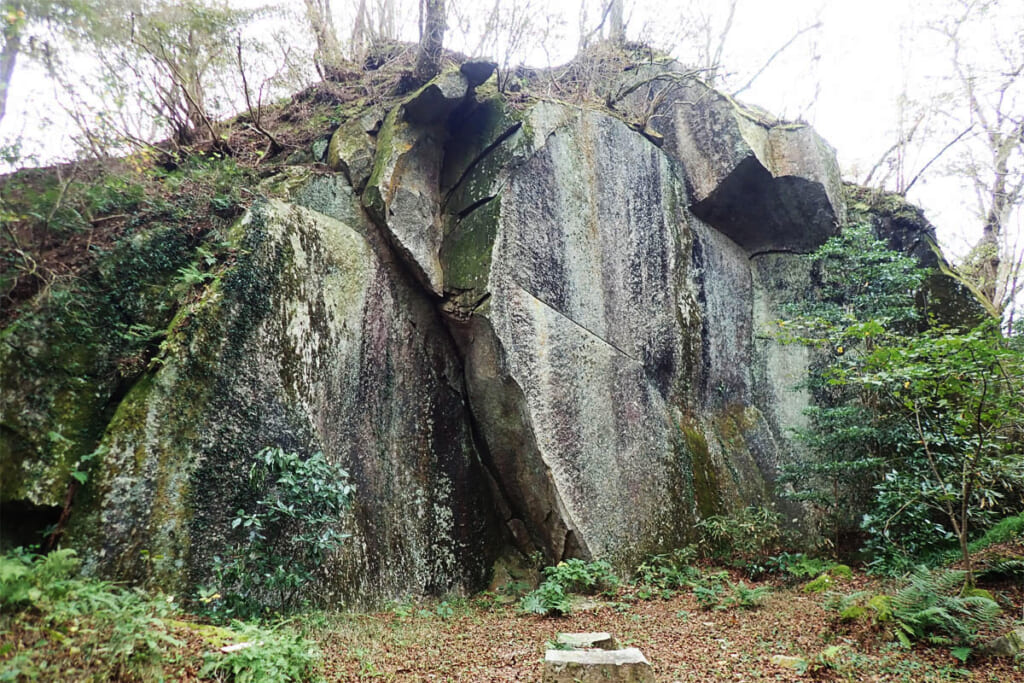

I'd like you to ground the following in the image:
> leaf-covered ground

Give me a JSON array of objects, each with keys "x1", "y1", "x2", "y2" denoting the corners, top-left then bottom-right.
[
  {"x1": 3, "y1": 567, "x2": 1023, "y2": 682},
  {"x1": 308, "y1": 582, "x2": 1023, "y2": 682}
]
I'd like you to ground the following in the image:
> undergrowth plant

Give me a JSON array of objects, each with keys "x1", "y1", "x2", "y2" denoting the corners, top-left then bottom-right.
[
  {"x1": 695, "y1": 506, "x2": 785, "y2": 575},
  {"x1": 0, "y1": 548, "x2": 181, "y2": 681},
  {"x1": 826, "y1": 567, "x2": 1002, "y2": 658},
  {"x1": 206, "y1": 447, "x2": 354, "y2": 620},
  {"x1": 0, "y1": 547, "x2": 325, "y2": 682},
  {"x1": 199, "y1": 620, "x2": 323, "y2": 683},
  {"x1": 777, "y1": 220, "x2": 1024, "y2": 576},
  {"x1": 519, "y1": 559, "x2": 619, "y2": 616}
]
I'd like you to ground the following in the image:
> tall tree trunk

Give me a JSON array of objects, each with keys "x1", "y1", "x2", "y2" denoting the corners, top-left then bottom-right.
[
  {"x1": 415, "y1": 0, "x2": 445, "y2": 82},
  {"x1": 609, "y1": 0, "x2": 624, "y2": 44},
  {"x1": 303, "y1": 0, "x2": 342, "y2": 79},
  {"x1": 350, "y1": 0, "x2": 368, "y2": 61},
  {"x1": 0, "y1": 26, "x2": 21, "y2": 127}
]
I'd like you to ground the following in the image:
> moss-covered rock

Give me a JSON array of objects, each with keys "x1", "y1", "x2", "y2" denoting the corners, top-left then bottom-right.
[
  {"x1": 0, "y1": 225, "x2": 199, "y2": 510},
  {"x1": 116, "y1": 197, "x2": 489, "y2": 603}
]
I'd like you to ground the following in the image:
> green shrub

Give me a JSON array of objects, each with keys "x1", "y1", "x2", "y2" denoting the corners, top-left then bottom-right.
[
  {"x1": 0, "y1": 547, "x2": 81, "y2": 610},
  {"x1": 519, "y1": 581, "x2": 572, "y2": 616},
  {"x1": 634, "y1": 546, "x2": 701, "y2": 598},
  {"x1": 725, "y1": 580, "x2": 770, "y2": 609},
  {"x1": 888, "y1": 568, "x2": 1002, "y2": 648},
  {"x1": 541, "y1": 558, "x2": 619, "y2": 595},
  {"x1": 0, "y1": 548, "x2": 182, "y2": 681},
  {"x1": 207, "y1": 447, "x2": 354, "y2": 619},
  {"x1": 519, "y1": 559, "x2": 620, "y2": 616},
  {"x1": 695, "y1": 506, "x2": 784, "y2": 574},
  {"x1": 802, "y1": 564, "x2": 853, "y2": 593},
  {"x1": 767, "y1": 552, "x2": 840, "y2": 580},
  {"x1": 199, "y1": 620, "x2": 322, "y2": 683},
  {"x1": 692, "y1": 582, "x2": 724, "y2": 610},
  {"x1": 825, "y1": 567, "x2": 1002, "y2": 652}
]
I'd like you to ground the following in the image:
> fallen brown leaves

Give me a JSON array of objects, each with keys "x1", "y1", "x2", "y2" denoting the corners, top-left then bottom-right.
[{"x1": 309, "y1": 575, "x2": 1024, "y2": 682}]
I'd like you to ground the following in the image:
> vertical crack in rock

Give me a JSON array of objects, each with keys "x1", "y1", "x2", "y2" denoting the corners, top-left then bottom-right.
[{"x1": 442, "y1": 122, "x2": 523, "y2": 210}]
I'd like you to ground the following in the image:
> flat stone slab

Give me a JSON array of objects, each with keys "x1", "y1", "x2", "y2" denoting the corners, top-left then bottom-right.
[
  {"x1": 543, "y1": 647, "x2": 654, "y2": 682},
  {"x1": 557, "y1": 632, "x2": 618, "y2": 650}
]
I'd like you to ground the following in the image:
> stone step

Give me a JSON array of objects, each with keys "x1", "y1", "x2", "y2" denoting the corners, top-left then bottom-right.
[
  {"x1": 556, "y1": 632, "x2": 618, "y2": 650},
  {"x1": 543, "y1": 647, "x2": 655, "y2": 682}
]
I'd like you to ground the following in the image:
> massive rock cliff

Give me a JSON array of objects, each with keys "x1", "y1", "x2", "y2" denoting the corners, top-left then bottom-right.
[{"x1": 0, "y1": 57, "x2": 970, "y2": 605}]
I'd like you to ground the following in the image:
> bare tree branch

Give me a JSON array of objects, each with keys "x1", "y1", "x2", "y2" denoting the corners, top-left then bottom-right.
[
  {"x1": 903, "y1": 124, "x2": 976, "y2": 195},
  {"x1": 731, "y1": 21, "x2": 822, "y2": 98}
]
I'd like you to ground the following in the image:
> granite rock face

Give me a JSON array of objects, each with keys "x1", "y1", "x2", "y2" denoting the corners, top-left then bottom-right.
[
  {"x1": 431, "y1": 88, "x2": 838, "y2": 569},
  {"x1": 50, "y1": 190, "x2": 493, "y2": 605},
  {"x1": 2, "y1": 63, "x2": 974, "y2": 601},
  {"x1": 613, "y1": 69, "x2": 845, "y2": 254}
]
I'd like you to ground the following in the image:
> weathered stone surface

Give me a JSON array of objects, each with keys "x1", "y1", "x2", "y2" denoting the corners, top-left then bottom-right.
[
  {"x1": 3, "y1": 55, "x2": 984, "y2": 604},
  {"x1": 981, "y1": 627, "x2": 1024, "y2": 657},
  {"x1": 64, "y1": 195, "x2": 495, "y2": 605},
  {"x1": 557, "y1": 632, "x2": 618, "y2": 650},
  {"x1": 403, "y1": 70, "x2": 469, "y2": 125},
  {"x1": 438, "y1": 101, "x2": 787, "y2": 569},
  {"x1": 544, "y1": 648, "x2": 655, "y2": 682},
  {"x1": 621, "y1": 69, "x2": 844, "y2": 254},
  {"x1": 1, "y1": 225, "x2": 198, "y2": 510},
  {"x1": 460, "y1": 60, "x2": 497, "y2": 88},
  {"x1": 361, "y1": 70, "x2": 479, "y2": 295},
  {"x1": 362, "y1": 108, "x2": 447, "y2": 294},
  {"x1": 327, "y1": 118, "x2": 376, "y2": 191},
  {"x1": 444, "y1": 105, "x2": 699, "y2": 566}
]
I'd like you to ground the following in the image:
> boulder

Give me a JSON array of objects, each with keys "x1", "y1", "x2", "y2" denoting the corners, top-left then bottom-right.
[
  {"x1": 64, "y1": 193, "x2": 496, "y2": 605},
  {"x1": 402, "y1": 70, "x2": 470, "y2": 125},
  {"x1": 460, "y1": 60, "x2": 497, "y2": 88},
  {"x1": 981, "y1": 627, "x2": 1024, "y2": 657},
  {"x1": 438, "y1": 99, "x2": 781, "y2": 568},
  {"x1": 326, "y1": 118, "x2": 376, "y2": 191},
  {"x1": 616, "y1": 68, "x2": 844, "y2": 254}
]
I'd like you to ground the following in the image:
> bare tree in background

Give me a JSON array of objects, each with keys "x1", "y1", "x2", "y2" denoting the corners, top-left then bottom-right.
[
  {"x1": 608, "y1": 0, "x2": 624, "y2": 45},
  {"x1": 939, "y1": 0, "x2": 1024, "y2": 318},
  {"x1": 303, "y1": 0, "x2": 344, "y2": 78},
  {"x1": 0, "y1": 1, "x2": 25, "y2": 127},
  {"x1": 415, "y1": 0, "x2": 445, "y2": 81},
  {"x1": 1, "y1": 0, "x2": 96, "y2": 129}
]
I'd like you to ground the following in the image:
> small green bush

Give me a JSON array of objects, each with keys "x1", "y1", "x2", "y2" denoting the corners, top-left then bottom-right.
[
  {"x1": 634, "y1": 546, "x2": 700, "y2": 594},
  {"x1": 519, "y1": 559, "x2": 620, "y2": 616},
  {"x1": 0, "y1": 548, "x2": 181, "y2": 681},
  {"x1": 825, "y1": 567, "x2": 1002, "y2": 652},
  {"x1": 519, "y1": 581, "x2": 572, "y2": 616},
  {"x1": 542, "y1": 558, "x2": 619, "y2": 595},
  {"x1": 767, "y1": 552, "x2": 841, "y2": 580},
  {"x1": 725, "y1": 580, "x2": 770, "y2": 609},
  {"x1": 199, "y1": 620, "x2": 322, "y2": 683},
  {"x1": 695, "y1": 506, "x2": 784, "y2": 575},
  {"x1": 206, "y1": 447, "x2": 354, "y2": 619}
]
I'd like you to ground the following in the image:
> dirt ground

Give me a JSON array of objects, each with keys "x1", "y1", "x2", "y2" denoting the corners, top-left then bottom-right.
[{"x1": 309, "y1": 576, "x2": 1024, "y2": 682}]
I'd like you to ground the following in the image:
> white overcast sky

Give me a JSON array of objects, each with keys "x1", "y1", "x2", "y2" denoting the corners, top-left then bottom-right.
[{"x1": 4, "y1": 0, "x2": 1019, "y2": 261}]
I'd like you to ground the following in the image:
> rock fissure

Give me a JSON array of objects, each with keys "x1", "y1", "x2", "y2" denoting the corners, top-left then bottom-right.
[
  {"x1": 442, "y1": 121, "x2": 523, "y2": 209},
  {"x1": 508, "y1": 278, "x2": 641, "y2": 364},
  {"x1": 455, "y1": 194, "x2": 497, "y2": 220}
]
